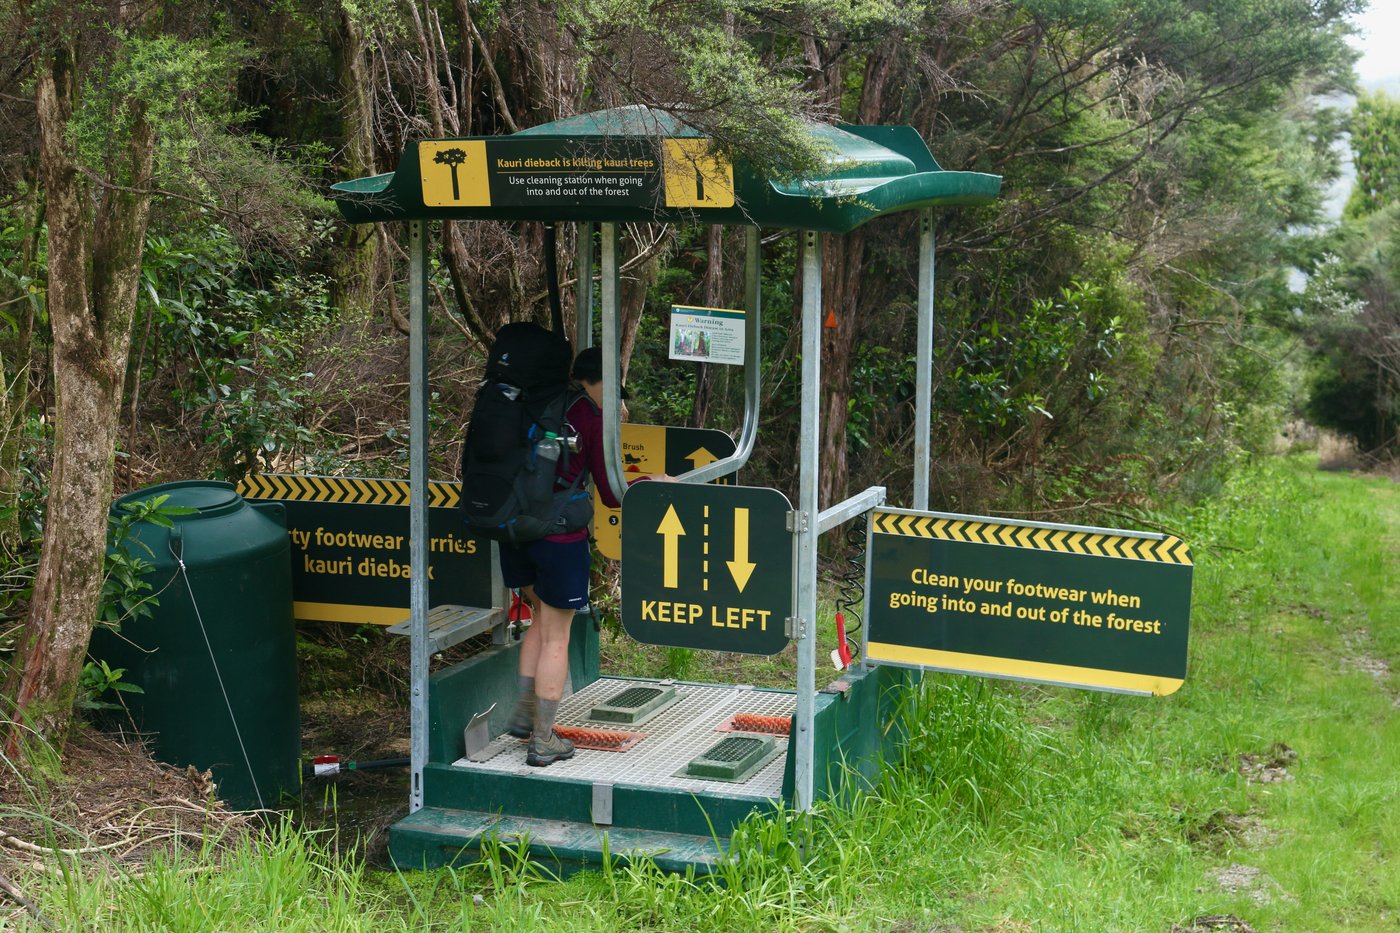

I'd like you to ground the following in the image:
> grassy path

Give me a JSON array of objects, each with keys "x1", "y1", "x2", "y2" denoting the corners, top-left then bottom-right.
[{"x1": 20, "y1": 456, "x2": 1400, "y2": 931}]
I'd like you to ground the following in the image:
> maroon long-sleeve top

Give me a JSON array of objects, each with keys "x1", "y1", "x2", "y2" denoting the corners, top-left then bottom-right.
[{"x1": 546, "y1": 395, "x2": 621, "y2": 543}]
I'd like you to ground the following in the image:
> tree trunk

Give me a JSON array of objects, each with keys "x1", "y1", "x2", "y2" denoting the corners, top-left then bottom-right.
[
  {"x1": 5, "y1": 44, "x2": 155, "y2": 755},
  {"x1": 818, "y1": 229, "x2": 867, "y2": 511},
  {"x1": 691, "y1": 225, "x2": 724, "y2": 426},
  {"x1": 330, "y1": 7, "x2": 381, "y2": 317},
  {"x1": 618, "y1": 225, "x2": 665, "y2": 384},
  {"x1": 815, "y1": 41, "x2": 894, "y2": 510}
]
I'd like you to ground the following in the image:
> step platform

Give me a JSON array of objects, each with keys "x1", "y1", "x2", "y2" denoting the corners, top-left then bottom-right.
[
  {"x1": 393, "y1": 678, "x2": 796, "y2": 872},
  {"x1": 393, "y1": 662, "x2": 909, "y2": 874},
  {"x1": 390, "y1": 806, "x2": 730, "y2": 876}
]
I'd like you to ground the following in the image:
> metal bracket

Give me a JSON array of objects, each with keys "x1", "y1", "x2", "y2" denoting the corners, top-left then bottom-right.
[
  {"x1": 786, "y1": 510, "x2": 809, "y2": 533},
  {"x1": 591, "y1": 782, "x2": 614, "y2": 826},
  {"x1": 462, "y1": 703, "x2": 497, "y2": 760},
  {"x1": 785, "y1": 616, "x2": 807, "y2": 640}
]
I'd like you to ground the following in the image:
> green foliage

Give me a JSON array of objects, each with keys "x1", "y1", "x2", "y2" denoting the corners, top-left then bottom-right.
[
  {"x1": 1300, "y1": 212, "x2": 1400, "y2": 454},
  {"x1": 99, "y1": 493, "x2": 195, "y2": 629},
  {"x1": 69, "y1": 34, "x2": 251, "y2": 184},
  {"x1": 946, "y1": 279, "x2": 1124, "y2": 432},
  {"x1": 75, "y1": 658, "x2": 143, "y2": 712},
  {"x1": 136, "y1": 223, "x2": 333, "y2": 478},
  {"x1": 1344, "y1": 89, "x2": 1400, "y2": 220}
]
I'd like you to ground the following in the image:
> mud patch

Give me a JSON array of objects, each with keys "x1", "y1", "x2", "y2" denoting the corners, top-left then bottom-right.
[
  {"x1": 1222, "y1": 813, "x2": 1280, "y2": 848},
  {"x1": 1208, "y1": 863, "x2": 1292, "y2": 906},
  {"x1": 1238, "y1": 743, "x2": 1297, "y2": 783},
  {"x1": 1339, "y1": 628, "x2": 1393, "y2": 682},
  {"x1": 1171, "y1": 915, "x2": 1258, "y2": 933}
]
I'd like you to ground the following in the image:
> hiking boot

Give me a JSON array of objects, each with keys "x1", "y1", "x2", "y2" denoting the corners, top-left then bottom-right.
[
  {"x1": 507, "y1": 697, "x2": 536, "y2": 739},
  {"x1": 526, "y1": 730, "x2": 575, "y2": 767}
]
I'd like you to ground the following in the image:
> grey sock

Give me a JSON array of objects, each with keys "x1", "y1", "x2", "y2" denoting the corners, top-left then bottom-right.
[
  {"x1": 517, "y1": 675, "x2": 536, "y2": 702},
  {"x1": 533, "y1": 697, "x2": 560, "y2": 741}
]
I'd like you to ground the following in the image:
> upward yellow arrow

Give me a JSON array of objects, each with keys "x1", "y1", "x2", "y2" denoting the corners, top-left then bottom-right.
[
  {"x1": 686, "y1": 446, "x2": 719, "y2": 469},
  {"x1": 727, "y1": 507, "x2": 756, "y2": 592},
  {"x1": 657, "y1": 505, "x2": 686, "y2": 588}
]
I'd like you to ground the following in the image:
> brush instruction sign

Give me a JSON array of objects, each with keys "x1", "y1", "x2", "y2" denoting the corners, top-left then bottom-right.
[
  {"x1": 866, "y1": 509, "x2": 1192, "y2": 695},
  {"x1": 621, "y1": 482, "x2": 791, "y2": 655},
  {"x1": 592, "y1": 423, "x2": 737, "y2": 560},
  {"x1": 238, "y1": 474, "x2": 493, "y2": 625}
]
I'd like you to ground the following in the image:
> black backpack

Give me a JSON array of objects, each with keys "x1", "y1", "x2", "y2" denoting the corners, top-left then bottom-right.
[{"x1": 459, "y1": 322, "x2": 594, "y2": 543}]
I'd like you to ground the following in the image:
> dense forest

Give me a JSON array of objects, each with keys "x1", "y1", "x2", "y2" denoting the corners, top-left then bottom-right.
[{"x1": 0, "y1": 0, "x2": 1392, "y2": 748}]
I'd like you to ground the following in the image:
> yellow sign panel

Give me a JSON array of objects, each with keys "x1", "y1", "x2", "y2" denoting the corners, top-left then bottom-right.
[
  {"x1": 591, "y1": 424, "x2": 737, "y2": 560},
  {"x1": 593, "y1": 424, "x2": 666, "y2": 560},
  {"x1": 419, "y1": 140, "x2": 491, "y2": 207},
  {"x1": 661, "y1": 139, "x2": 735, "y2": 208}
]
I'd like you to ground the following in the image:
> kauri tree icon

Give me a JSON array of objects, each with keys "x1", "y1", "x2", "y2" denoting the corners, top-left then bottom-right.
[{"x1": 433, "y1": 147, "x2": 468, "y2": 200}]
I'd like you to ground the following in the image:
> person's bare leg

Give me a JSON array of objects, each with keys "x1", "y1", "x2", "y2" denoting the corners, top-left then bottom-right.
[
  {"x1": 531, "y1": 601, "x2": 574, "y2": 702},
  {"x1": 527, "y1": 601, "x2": 576, "y2": 765},
  {"x1": 508, "y1": 587, "x2": 544, "y2": 737}
]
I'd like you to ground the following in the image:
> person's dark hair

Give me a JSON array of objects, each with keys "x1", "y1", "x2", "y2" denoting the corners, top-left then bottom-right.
[{"x1": 572, "y1": 346, "x2": 630, "y2": 398}]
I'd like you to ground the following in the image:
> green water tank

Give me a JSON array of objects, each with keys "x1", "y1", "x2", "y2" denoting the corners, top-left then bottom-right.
[{"x1": 92, "y1": 480, "x2": 299, "y2": 809}]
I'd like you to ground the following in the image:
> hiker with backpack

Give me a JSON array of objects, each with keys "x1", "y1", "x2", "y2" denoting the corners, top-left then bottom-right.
[{"x1": 461, "y1": 327, "x2": 659, "y2": 766}]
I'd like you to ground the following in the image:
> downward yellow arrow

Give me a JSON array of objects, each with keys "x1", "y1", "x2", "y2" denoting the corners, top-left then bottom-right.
[
  {"x1": 657, "y1": 505, "x2": 686, "y2": 588},
  {"x1": 686, "y1": 446, "x2": 718, "y2": 469},
  {"x1": 727, "y1": 507, "x2": 757, "y2": 592}
]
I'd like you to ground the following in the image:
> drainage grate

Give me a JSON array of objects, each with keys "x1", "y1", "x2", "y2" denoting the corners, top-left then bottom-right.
[
  {"x1": 680, "y1": 734, "x2": 780, "y2": 782},
  {"x1": 590, "y1": 684, "x2": 678, "y2": 725},
  {"x1": 717, "y1": 713, "x2": 792, "y2": 736}
]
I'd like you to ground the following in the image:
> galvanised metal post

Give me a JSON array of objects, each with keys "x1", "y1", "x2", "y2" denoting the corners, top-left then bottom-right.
[
  {"x1": 794, "y1": 229, "x2": 822, "y2": 810},
  {"x1": 408, "y1": 220, "x2": 430, "y2": 813},
  {"x1": 599, "y1": 223, "x2": 628, "y2": 499},
  {"x1": 914, "y1": 209, "x2": 935, "y2": 511},
  {"x1": 576, "y1": 222, "x2": 594, "y2": 349},
  {"x1": 738, "y1": 226, "x2": 762, "y2": 467}
]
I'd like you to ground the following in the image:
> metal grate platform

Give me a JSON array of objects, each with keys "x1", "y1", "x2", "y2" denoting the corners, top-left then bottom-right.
[{"x1": 452, "y1": 678, "x2": 794, "y2": 798}]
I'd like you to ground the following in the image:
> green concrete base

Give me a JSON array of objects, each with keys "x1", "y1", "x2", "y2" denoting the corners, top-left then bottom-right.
[
  {"x1": 392, "y1": 635, "x2": 915, "y2": 874},
  {"x1": 390, "y1": 806, "x2": 729, "y2": 876}
]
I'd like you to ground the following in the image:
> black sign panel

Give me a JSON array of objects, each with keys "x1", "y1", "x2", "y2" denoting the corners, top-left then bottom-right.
[
  {"x1": 621, "y1": 482, "x2": 792, "y2": 655},
  {"x1": 238, "y1": 475, "x2": 493, "y2": 625},
  {"x1": 866, "y1": 510, "x2": 1192, "y2": 695}
]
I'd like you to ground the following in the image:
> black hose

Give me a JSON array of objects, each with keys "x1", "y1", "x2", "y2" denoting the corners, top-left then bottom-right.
[
  {"x1": 302, "y1": 756, "x2": 410, "y2": 778},
  {"x1": 835, "y1": 514, "x2": 868, "y2": 657},
  {"x1": 349, "y1": 757, "x2": 410, "y2": 771}
]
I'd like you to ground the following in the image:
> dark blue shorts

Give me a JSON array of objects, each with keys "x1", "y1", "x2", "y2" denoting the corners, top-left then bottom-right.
[{"x1": 497, "y1": 537, "x2": 591, "y2": 610}]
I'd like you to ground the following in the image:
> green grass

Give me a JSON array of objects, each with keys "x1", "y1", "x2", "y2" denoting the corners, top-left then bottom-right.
[{"x1": 19, "y1": 454, "x2": 1400, "y2": 930}]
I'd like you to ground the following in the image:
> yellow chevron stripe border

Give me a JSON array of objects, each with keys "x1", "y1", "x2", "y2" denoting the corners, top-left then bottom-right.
[
  {"x1": 866, "y1": 641, "x2": 1184, "y2": 696},
  {"x1": 872, "y1": 510, "x2": 1191, "y2": 566},
  {"x1": 237, "y1": 474, "x2": 461, "y2": 509}
]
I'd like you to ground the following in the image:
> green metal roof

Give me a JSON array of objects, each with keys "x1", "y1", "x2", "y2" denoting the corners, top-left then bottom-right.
[{"x1": 331, "y1": 105, "x2": 999, "y2": 233}]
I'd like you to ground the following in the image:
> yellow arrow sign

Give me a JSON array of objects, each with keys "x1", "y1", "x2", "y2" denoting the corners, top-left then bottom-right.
[
  {"x1": 657, "y1": 505, "x2": 686, "y2": 588},
  {"x1": 685, "y1": 446, "x2": 719, "y2": 470},
  {"x1": 727, "y1": 507, "x2": 756, "y2": 592}
]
